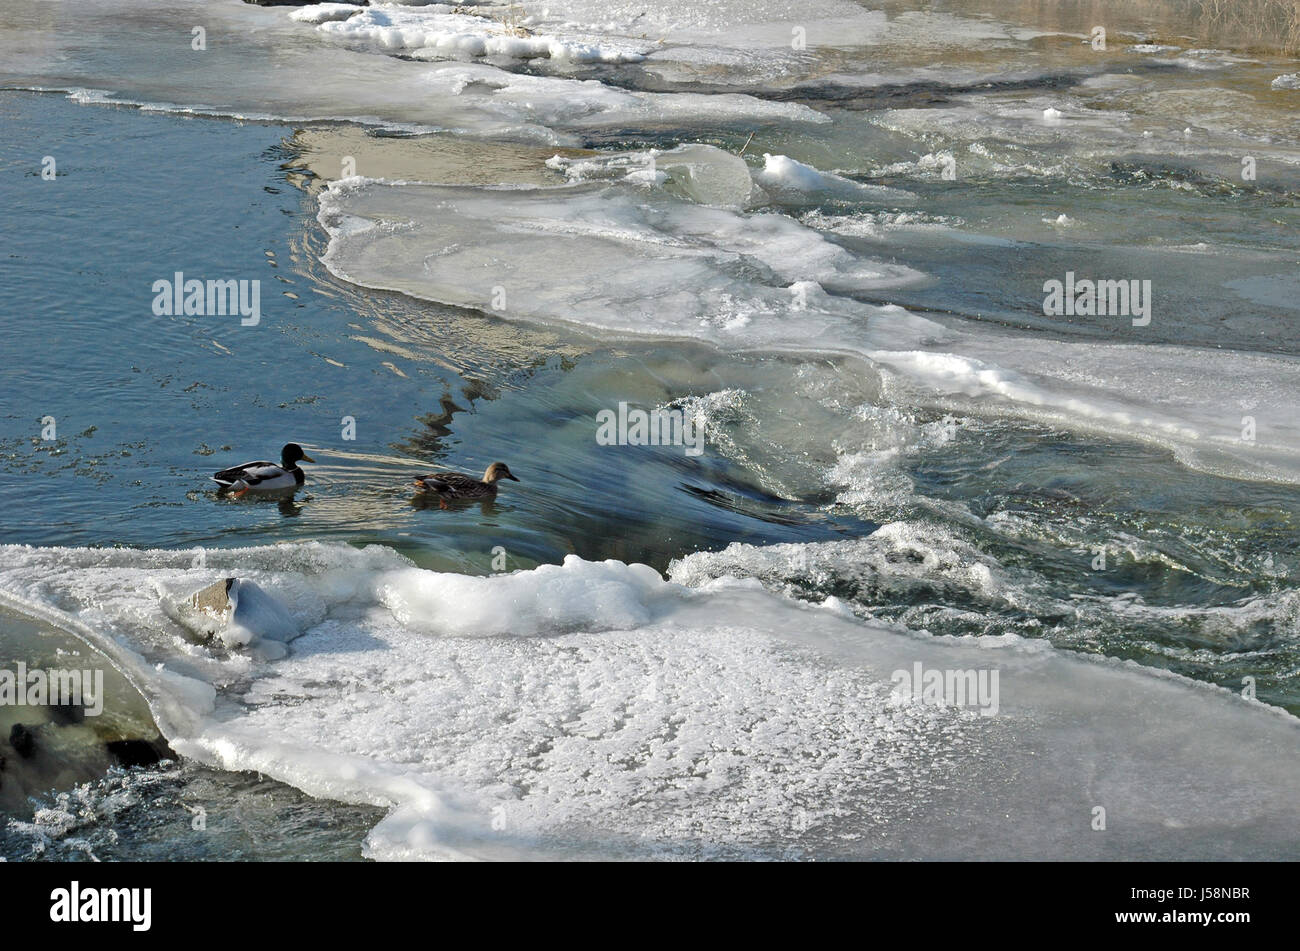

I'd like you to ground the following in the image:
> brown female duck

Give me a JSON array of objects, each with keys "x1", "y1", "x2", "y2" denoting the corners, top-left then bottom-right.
[{"x1": 413, "y1": 462, "x2": 519, "y2": 505}]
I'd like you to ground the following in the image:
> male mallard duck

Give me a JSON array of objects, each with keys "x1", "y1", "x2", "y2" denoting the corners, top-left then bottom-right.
[
  {"x1": 413, "y1": 462, "x2": 519, "y2": 504},
  {"x1": 213, "y1": 443, "x2": 315, "y2": 498}
]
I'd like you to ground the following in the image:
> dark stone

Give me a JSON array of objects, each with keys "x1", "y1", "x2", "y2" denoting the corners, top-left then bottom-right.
[
  {"x1": 49, "y1": 702, "x2": 86, "y2": 725},
  {"x1": 106, "y1": 737, "x2": 174, "y2": 768},
  {"x1": 9, "y1": 723, "x2": 36, "y2": 759}
]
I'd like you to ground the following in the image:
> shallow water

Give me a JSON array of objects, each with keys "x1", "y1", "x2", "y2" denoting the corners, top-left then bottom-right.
[{"x1": 1, "y1": 0, "x2": 1298, "y2": 860}]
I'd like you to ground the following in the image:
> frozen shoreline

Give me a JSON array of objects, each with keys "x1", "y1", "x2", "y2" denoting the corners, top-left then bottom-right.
[{"x1": 2, "y1": 541, "x2": 1296, "y2": 860}]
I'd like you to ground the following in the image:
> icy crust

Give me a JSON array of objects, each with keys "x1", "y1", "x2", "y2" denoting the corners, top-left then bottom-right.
[
  {"x1": 42, "y1": 66, "x2": 827, "y2": 147},
  {"x1": 289, "y1": 3, "x2": 366, "y2": 25},
  {"x1": 547, "y1": 144, "x2": 762, "y2": 209},
  {"x1": 0, "y1": 1, "x2": 827, "y2": 146},
  {"x1": 0, "y1": 543, "x2": 974, "y2": 859},
  {"x1": 417, "y1": 65, "x2": 828, "y2": 138},
  {"x1": 316, "y1": 173, "x2": 1300, "y2": 484},
  {"x1": 284, "y1": 1, "x2": 1061, "y2": 86},
  {"x1": 316, "y1": 175, "x2": 931, "y2": 343},
  {"x1": 0, "y1": 541, "x2": 1297, "y2": 860},
  {"x1": 546, "y1": 145, "x2": 916, "y2": 209},
  {"x1": 755, "y1": 153, "x2": 915, "y2": 205},
  {"x1": 304, "y1": 5, "x2": 650, "y2": 64}
]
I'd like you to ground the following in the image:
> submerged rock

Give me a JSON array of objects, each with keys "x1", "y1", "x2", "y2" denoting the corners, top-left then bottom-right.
[
  {"x1": 166, "y1": 577, "x2": 301, "y2": 652},
  {"x1": 8, "y1": 722, "x2": 35, "y2": 759},
  {"x1": 106, "y1": 737, "x2": 173, "y2": 769},
  {"x1": 226, "y1": 579, "x2": 302, "y2": 648},
  {"x1": 49, "y1": 702, "x2": 86, "y2": 726}
]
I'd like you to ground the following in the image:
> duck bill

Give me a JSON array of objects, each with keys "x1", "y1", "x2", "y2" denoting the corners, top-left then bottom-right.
[
  {"x1": 506, "y1": 473, "x2": 520, "y2": 481},
  {"x1": 300, "y1": 453, "x2": 316, "y2": 463}
]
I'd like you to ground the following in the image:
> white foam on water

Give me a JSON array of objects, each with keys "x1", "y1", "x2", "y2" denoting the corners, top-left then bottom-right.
[
  {"x1": 801, "y1": 209, "x2": 966, "y2": 239},
  {"x1": 870, "y1": 151, "x2": 960, "y2": 181},
  {"x1": 0, "y1": 541, "x2": 1295, "y2": 860},
  {"x1": 669, "y1": 524, "x2": 1021, "y2": 612},
  {"x1": 547, "y1": 144, "x2": 761, "y2": 209},
  {"x1": 5, "y1": 769, "x2": 175, "y2": 862},
  {"x1": 671, "y1": 516, "x2": 1300, "y2": 665}
]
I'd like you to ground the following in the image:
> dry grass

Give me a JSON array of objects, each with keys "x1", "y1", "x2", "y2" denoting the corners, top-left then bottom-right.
[
  {"x1": 1194, "y1": 0, "x2": 1300, "y2": 53},
  {"x1": 494, "y1": 3, "x2": 533, "y2": 38}
]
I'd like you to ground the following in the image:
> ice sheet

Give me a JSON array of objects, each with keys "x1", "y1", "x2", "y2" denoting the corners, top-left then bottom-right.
[
  {"x1": 317, "y1": 174, "x2": 1300, "y2": 484},
  {"x1": 0, "y1": 541, "x2": 1294, "y2": 860}
]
